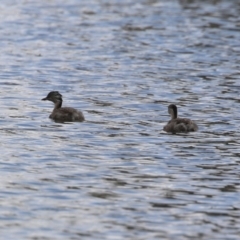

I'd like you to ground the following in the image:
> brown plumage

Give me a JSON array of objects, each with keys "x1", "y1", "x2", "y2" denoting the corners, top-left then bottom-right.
[
  {"x1": 163, "y1": 104, "x2": 198, "y2": 133},
  {"x1": 42, "y1": 91, "x2": 85, "y2": 122}
]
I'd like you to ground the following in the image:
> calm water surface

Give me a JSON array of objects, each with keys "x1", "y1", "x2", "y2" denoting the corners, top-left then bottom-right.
[{"x1": 0, "y1": 0, "x2": 240, "y2": 239}]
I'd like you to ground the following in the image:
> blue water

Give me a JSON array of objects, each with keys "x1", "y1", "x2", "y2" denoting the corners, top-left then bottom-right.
[{"x1": 0, "y1": 0, "x2": 239, "y2": 239}]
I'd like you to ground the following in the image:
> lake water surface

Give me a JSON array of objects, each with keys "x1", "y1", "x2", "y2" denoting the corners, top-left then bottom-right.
[{"x1": 0, "y1": 0, "x2": 240, "y2": 239}]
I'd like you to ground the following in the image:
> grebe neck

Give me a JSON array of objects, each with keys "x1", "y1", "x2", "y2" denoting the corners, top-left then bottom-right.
[{"x1": 54, "y1": 100, "x2": 62, "y2": 110}]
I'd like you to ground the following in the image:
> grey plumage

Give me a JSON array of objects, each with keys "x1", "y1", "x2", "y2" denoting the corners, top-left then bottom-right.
[
  {"x1": 163, "y1": 104, "x2": 198, "y2": 133},
  {"x1": 42, "y1": 91, "x2": 85, "y2": 122}
]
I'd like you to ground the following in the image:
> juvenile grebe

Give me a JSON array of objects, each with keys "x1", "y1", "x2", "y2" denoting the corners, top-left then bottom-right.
[
  {"x1": 163, "y1": 104, "x2": 198, "y2": 133},
  {"x1": 42, "y1": 91, "x2": 85, "y2": 122}
]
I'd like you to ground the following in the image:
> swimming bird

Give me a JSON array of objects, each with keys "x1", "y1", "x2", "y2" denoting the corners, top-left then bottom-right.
[
  {"x1": 163, "y1": 104, "x2": 198, "y2": 133},
  {"x1": 42, "y1": 91, "x2": 85, "y2": 122}
]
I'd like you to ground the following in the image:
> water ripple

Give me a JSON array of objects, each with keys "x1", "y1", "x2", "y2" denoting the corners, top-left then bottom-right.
[{"x1": 0, "y1": 0, "x2": 239, "y2": 239}]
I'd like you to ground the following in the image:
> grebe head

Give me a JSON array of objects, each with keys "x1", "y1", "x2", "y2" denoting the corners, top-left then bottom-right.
[
  {"x1": 42, "y1": 91, "x2": 62, "y2": 104},
  {"x1": 168, "y1": 104, "x2": 178, "y2": 119}
]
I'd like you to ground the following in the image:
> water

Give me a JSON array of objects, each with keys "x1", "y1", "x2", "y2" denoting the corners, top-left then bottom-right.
[{"x1": 0, "y1": 0, "x2": 240, "y2": 239}]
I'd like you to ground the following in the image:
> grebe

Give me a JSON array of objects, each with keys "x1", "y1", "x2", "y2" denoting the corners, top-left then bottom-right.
[
  {"x1": 163, "y1": 104, "x2": 198, "y2": 133},
  {"x1": 42, "y1": 91, "x2": 85, "y2": 122}
]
